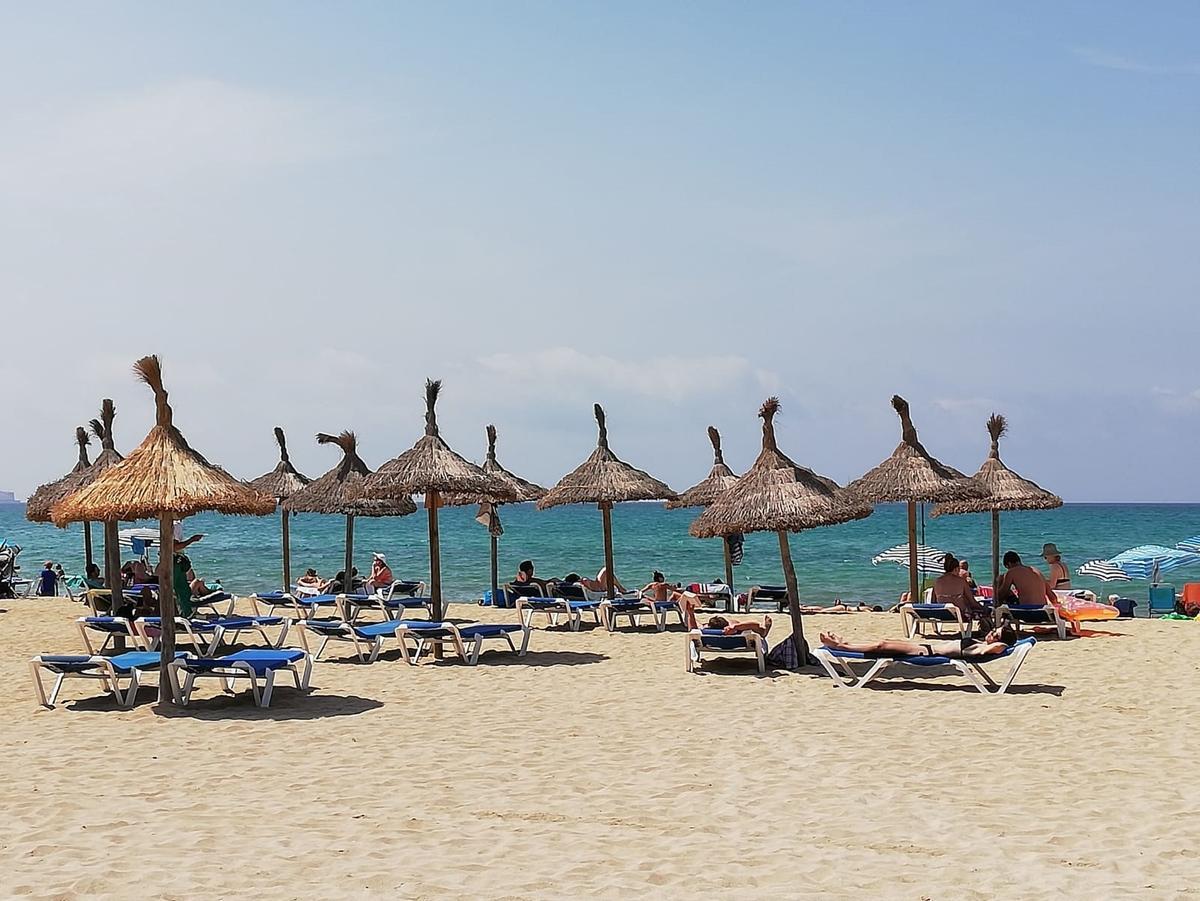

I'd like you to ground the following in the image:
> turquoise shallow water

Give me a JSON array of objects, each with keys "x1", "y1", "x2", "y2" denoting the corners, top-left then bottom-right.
[{"x1": 3, "y1": 503, "x2": 1198, "y2": 604}]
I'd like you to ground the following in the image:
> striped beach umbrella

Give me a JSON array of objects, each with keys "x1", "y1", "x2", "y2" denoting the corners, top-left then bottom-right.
[
  {"x1": 872, "y1": 543, "x2": 948, "y2": 574},
  {"x1": 1106, "y1": 545, "x2": 1200, "y2": 582},
  {"x1": 1077, "y1": 560, "x2": 1131, "y2": 582},
  {"x1": 1177, "y1": 536, "x2": 1200, "y2": 554}
]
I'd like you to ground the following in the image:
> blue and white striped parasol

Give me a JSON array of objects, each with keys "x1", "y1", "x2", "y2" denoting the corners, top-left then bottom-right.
[
  {"x1": 1077, "y1": 559, "x2": 1132, "y2": 582},
  {"x1": 1105, "y1": 545, "x2": 1200, "y2": 582},
  {"x1": 872, "y1": 544, "x2": 948, "y2": 574},
  {"x1": 1177, "y1": 536, "x2": 1200, "y2": 554}
]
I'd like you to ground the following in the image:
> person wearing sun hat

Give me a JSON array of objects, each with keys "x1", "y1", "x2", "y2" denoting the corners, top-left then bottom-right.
[
  {"x1": 1042, "y1": 542, "x2": 1071, "y2": 590},
  {"x1": 366, "y1": 552, "x2": 394, "y2": 593}
]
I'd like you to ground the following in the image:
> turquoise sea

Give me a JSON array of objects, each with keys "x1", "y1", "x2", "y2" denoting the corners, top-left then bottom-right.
[{"x1": 2, "y1": 503, "x2": 1198, "y2": 604}]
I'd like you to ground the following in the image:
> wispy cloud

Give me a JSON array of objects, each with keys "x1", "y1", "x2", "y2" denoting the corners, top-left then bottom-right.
[
  {"x1": 933, "y1": 397, "x2": 996, "y2": 414},
  {"x1": 1150, "y1": 386, "x2": 1200, "y2": 414},
  {"x1": 1071, "y1": 46, "x2": 1200, "y2": 76}
]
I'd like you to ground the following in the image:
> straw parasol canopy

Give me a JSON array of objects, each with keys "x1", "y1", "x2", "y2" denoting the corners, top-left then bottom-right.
[
  {"x1": 284, "y1": 431, "x2": 416, "y2": 596},
  {"x1": 666, "y1": 426, "x2": 742, "y2": 596},
  {"x1": 25, "y1": 427, "x2": 92, "y2": 523},
  {"x1": 249, "y1": 428, "x2": 312, "y2": 592},
  {"x1": 666, "y1": 427, "x2": 740, "y2": 510},
  {"x1": 51, "y1": 356, "x2": 277, "y2": 703},
  {"x1": 249, "y1": 427, "x2": 311, "y2": 501},
  {"x1": 932, "y1": 413, "x2": 1062, "y2": 586},
  {"x1": 364, "y1": 380, "x2": 515, "y2": 623},
  {"x1": 845, "y1": 395, "x2": 985, "y2": 604},
  {"x1": 691, "y1": 398, "x2": 872, "y2": 662},
  {"x1": 538, "y1": 404, "x2": 675, "y2": 599},
  {"x1": 443, "y1": 424, "x2": 547, "y2": 604}
]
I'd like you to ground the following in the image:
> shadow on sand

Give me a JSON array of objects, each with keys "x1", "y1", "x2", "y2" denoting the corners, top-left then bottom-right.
[{"x1": 64, "y1": 690, "x2": 385, "y2": 720}]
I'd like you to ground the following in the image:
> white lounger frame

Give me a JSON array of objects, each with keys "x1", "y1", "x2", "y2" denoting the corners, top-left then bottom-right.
[
  {"x1": 899, "y1": 603, "x2": 973, "y2": 639},
  {"x1": 29, "y1": 654, "x2": 158, "y2": 708},
  {"x1": 407, "y1": 623, "x2": 532, "y2": 665},
  {"x1": 168, "y1": 652, "x2": 314, "y2": 708},
  {"x1": 295, "y1": 619, "x2": 413, "y2": 664},
  {"x1": 685, "y1": 629, "x2": 767, "y2": 674},
  {"x1": 995, "y1": 604, "x2": 1070, "y2": 640},
  {"x1": 136, "y1": 617, "x2": 291, "y2": 656},
  {"x1": 515, "y1": 597, "x2": 601, "y2": 631},
  {"x1": 76, "y1": 617, "x2": 147, "y2": 654},
  {"x1": 812, "y1": 642, "x2": 1036, "y2": 695}
]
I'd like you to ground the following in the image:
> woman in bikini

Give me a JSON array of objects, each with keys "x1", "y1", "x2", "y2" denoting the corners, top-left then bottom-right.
[
  {"x1": 819, "y1": 625, "x2": 1018, "y2": 659},
  {"x1": 1042, "y1": 543, "x2": 1071, "y2": 591}
]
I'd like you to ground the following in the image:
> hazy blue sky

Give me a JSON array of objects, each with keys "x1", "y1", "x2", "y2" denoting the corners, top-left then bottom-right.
[{"x1": 2, "y1": 2, "x2": 1197, "y2": 501}]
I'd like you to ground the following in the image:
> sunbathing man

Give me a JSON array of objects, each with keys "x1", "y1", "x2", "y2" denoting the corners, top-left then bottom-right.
[
  {"x1": 996, "y1": 551, "x2": 1058, "y2": 608},
  {"x1": 798, "y1": 601, "x2": 884, "y2": 614},
  {"x1": 820, "y1": 625, "x2": 1018, "y2": 659},
  {"x1": 706, "y1": 614, "x2": 772, "y2": 638}
]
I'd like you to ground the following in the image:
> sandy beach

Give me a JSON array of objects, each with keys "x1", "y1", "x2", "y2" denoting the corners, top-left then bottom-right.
[{"x1": 1, "y1": 596, "x2": 1197, "y2": 899}]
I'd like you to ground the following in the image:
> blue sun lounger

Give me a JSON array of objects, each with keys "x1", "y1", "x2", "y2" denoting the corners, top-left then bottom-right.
[
  {"x1": 295, "y1": 618, "x2": 413, "y2": 663},
  {"x1": 137, "y1": 615, "x2": 290, "y2": 655},
  {"x1": 188, "y1": 590, "x2": 236, "y2": 617},
  {"x1": 398, "y1": 620, "x2": 531, "y2": 665},
  {"x1": 168, "y1": 648, "x2": 313, "y2": 708},
  {"x1": 76, "y1": 616, "x2": 146, "y2": 654},
  {"x1": 514, "y1": 585, "x2": 602, "y2": 631},
  {"x1": 899, "y1": 603, "x2": 974, "y2": 639},
  {"x1": 30, "y1": 651, "x2": 184, "y2": 708},
  {"x1": 813, "y1": 637, "x2": 1037, "y2": 694},
  {"x1": 995, "y1": 604, "x2": 1069, "y2": 639},
  {"x1": 685, "y1": 628, "x2": 767, "y2": 674},
  {"x1": 251, "y1": 591, "x2": 340, "y2": 619}
]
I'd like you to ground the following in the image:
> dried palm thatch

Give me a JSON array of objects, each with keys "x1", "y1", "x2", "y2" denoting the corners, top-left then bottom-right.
[
  {"x1": 51, "y1": 358, "x2": 277, "y2": 526},
  {"x1": 666, "y1": 427, "x2": 740, "y2": 510},
  {"x1": 249, "y1": 427, "x2": 313, "y2": 592},
  {"x1": 365, "y1": 381, "x2": 517, "y2": 500},
  {"x1": 845, "y1": 395, "x2": 984, "y2": 605},
  {"x1": 284, "y1": 432, "x2": 415, "y2": 517},
  {"x1": 51, "y1": 356, "x2": 277, "y2": 704},
  {"x1": 443, "y1": 425, "x2": 547, "y2": 507},
  {"x1": 25, "y1": 427, "x2": 92, "y2": 523},
  {"x1": 538, "y1": 405, "x2": 675, "y2": 509},
  {"x1": 248, "y1": 427, "x2": 312, "y2": 501},
  {"x1": 690, "y1": 399, "x2": 872, "y2": 664},
  {"x1": 845, "y1": 396, "x2": 985, "y2": 505},
  {"x1": 932, "y1": 414, "x2": 1063, "y2": 587},
  {"x1": 538, "y1": 404, "x2": 674, "y2": 599},
  {"x1": 932, "y1": 415, "x2": 1062, "y2": 516},
  {"x1": 442, "y1": 424, "x2": 547, "y2": 605},
  {"x1": 691, "y1": 401, "x2": 872, "y2": 538}
]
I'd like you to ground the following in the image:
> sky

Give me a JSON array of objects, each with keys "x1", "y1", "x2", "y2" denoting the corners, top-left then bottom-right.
[{"x1": 1, "y1": 2, "x2": 1197, "y2": 502}]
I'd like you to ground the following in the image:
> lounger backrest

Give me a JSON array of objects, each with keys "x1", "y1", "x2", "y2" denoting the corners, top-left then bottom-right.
[
  {"x1": 507, "y1": 582, "x2": 544, "y2": 599},
  {"x1": 1148, "y1": 584, "x2": 1177, "y2": 614},
  {"x1": 553, "y1": 583, "x2": 587, "y2": 601}
]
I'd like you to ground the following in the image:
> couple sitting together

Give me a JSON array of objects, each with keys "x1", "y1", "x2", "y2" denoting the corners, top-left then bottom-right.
[{"x1": 512, "y1": 560, "x2": 626, "y2": 596}]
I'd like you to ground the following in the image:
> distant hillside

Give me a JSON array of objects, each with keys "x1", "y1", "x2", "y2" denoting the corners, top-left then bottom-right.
[{"x1": 0, "y1": 490, "x2": 24, "y2": 507}]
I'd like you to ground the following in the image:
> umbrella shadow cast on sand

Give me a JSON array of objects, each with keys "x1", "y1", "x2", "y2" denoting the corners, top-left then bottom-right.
[
  {"x1": 853, "y1": 676, "x2": 1065, "y2": 696},
  {"x1": 468, "y1": 650, "x2": 610, "y2": 667},
  {"x1": 64, "y1": 691, "x2": 386, "y2": 720}
]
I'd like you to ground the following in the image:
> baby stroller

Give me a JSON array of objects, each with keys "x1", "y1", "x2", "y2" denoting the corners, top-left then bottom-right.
[{"x1": 0, "y1": 542, "x2": 23, "y2": 599}]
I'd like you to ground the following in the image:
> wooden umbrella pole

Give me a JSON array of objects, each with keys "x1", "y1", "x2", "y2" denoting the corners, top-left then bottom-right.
[
  {"x1": 157, "y1": 514, "x2": 176, "y2": 704},
  {"x1": 344, "y1": 514, "x2": 355, "y2": 594},
  {"x1": 490, "y1": 533, "x2": 499, "y2": 606},
  {"x1": 601, "y1": 502, "x2": 616, "y2": 600},
  {"x1": 83, "y1": 521, "x2": 94, "y2": 570},
  {"x1": 722, "y1": 538, "x2": 735, "y2": 612},
  {"x1": 777, "y1": 530, "x2": 807, "y2": 666},
  {"x1": 104, "y1": 520, "x2": 124, "y2": 651},
  {"x1": 281, "y1": 508, "x2": 291, "y2": 593},
  {"x1": 907, "y1": 500, "x2": 919, "y2": 603},
  {"x1": 428, "y1": 490, "x2": 443, "y2": 659},
  {"x1": 991, "y1": 508, "x2": 1001, "y2": 591}
]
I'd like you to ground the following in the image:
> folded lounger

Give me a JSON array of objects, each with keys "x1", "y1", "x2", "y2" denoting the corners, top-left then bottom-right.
[
  {"x1": 136, "y1": 615, "x2": 290, "y2": 655},
  {"x1": 295, "y1": 618, "x2": 413, "y2": 663},
  {"x1": 30, "y1": 651, "x2": 184, "y2": 708},
  {"x1": 76, "y1": 616, "x2": 146, "y2": 654},
  {"x1": 398, "y1": 621, "x2": 531, "y2": 665},
  {"x1": 900, "y1": 603, "x2": 974, "y2": 639},
  {"x1": 514, "y1": 583, "x2": 602, "y2": 631},
  {"x1": 995, "y1": 604, "x2": 1069, "y2": 640},
  {"x1": 169, "y1": 648, "x2": 314, "y2": 708},
  {"x1": 813, "y1": 637, "x2": 1037, "y2": 694},
  {"x1": 250, "y1": 591, "x2": 340, "y2": 619},
  {"x1": 685, "y1": 628, "x2": 767, "y2": 674}
]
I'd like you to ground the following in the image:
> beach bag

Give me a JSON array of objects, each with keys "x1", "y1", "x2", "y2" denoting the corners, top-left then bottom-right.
[
  {"x1": 766, "y1": 635, "x2": 799, "y2": 669},
  {"x1": 0, "y1": 580, "x2": 14, "y2": 599}
]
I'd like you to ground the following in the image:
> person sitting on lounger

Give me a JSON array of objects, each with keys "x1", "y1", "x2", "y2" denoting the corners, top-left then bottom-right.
[
  {"x1": 595, "y1": 566, "x2": 626, "y2": 594},
  {"x1": 996, "y1": 551, "x2": 1058, "y2": 608},
  {"x1": 296, "y1": 568, "x2": 322, "y2": 591},
  {"x1": 115, "y1": 586, "x2": 160, "y2": 619},
  {"x1": 321, "y1": 568, "x2": 362, "y2": 595},
  {"x1": 83, "y1": 562, "x2": 106, "y2": 590},
  {"x1": 514, "y1": 560, "x2": 553, "y2": 595},
  {"x1": 933, "y1": 553, "x2": 993, "y2": 631},
  {"x1": 365, "y1": 553, "x2": 394, "y2": 593},
  {"x1": 706, "y1": 614, "x2": 773, "y2": 638},
  {"x1": 820, "y1": 625, "x2": 1018, "y2": 659}
]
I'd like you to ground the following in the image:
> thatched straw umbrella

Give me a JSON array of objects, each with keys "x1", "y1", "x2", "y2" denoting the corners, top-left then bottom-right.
[
  {"x1": 65, "y1": 401, "x2": 128, "y2": 597},
  {"x1": 26, "y1": 426, "x2": 94, "y2": 568},
  {"x1": 932, "y1": 414, "x2": 1063, "y2": 587},
  {"x1": 538, "y1": 404, "x2": 675, "y2": 599},
  {"x1": 443, "y1": 424, "x2": 547, "y2": 606},
  {"x1": 665, "y1": 426, "x2": 741, "y2": 593},
  {"x1": 52, "y1": 357, "x2": 276, "y2": 702},
  {"x1": 364, "y1": 381, "x2": 516, "y2": 626},
  {"x1": 248, "y1": 428, "x2": 312, "y2": 592},
  {"x1": 284, "y1": 431, "x2": 416, "y2": 597},
  {"x1": 845, "y1": 395, "x2": 985, "y2": 604},
  {"x1": 691, "y1": 399, "x2": 872, "y2": 664}
]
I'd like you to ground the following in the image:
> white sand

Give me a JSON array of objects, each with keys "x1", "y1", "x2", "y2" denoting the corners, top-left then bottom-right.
[{"x1": 2, "y1": 596, "x2": 1198, "y2": 899}]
